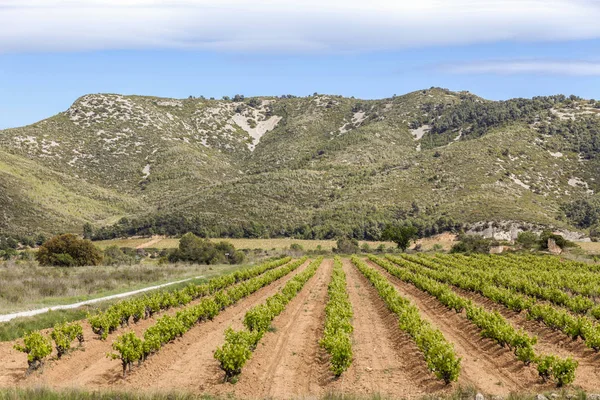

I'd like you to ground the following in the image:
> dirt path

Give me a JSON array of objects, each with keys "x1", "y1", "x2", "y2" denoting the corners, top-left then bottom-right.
[
  {"x1": 334, "y1": 259, "x2": 443, "y2": 397},
  {"x1": 224, "y1": 258, "x2": 330, "y2": 399},
  {"x1": 450, "y1": 286, "x2": 600, "y2": 391},
  {"x1": 136, "y1": 236, "x2": 165, "y2": 250},
  {"x1": 0, "y1": 260, "x2": 309, "y2": 390},
  {"x1": 365, "y1": 259, "x2": 551, "y2": 395}
]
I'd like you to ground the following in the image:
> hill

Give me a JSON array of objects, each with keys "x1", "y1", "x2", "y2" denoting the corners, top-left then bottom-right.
[{"x1": 1, "y1": 88, "x2": 599, "y2": 240}]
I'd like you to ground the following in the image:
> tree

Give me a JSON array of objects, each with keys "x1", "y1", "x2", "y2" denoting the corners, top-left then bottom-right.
[
  {"x1": 516, "y1": 231, "x2": 539, "y2": 249},
  {"x1": 83, "y1": 223, "x2": 94, "y2": 240},
  {"x1": 450, "y1": 234, "x2": 493, "y2": 254},
  {"x1": 333, "y1": 237, "x2": 360, "y2": 254},
  {"x1": 539, "y1": 231, "x2": 577, "y2": 250},
  {"x1": 103, "y1": 245, "x2": 138, "y2": 265},
  {"x1": 382, "y1": 225, "x2": 418, "y2": 252},
  {"x1": 168, "y1": 232, "x2": 244, "y2": 264},
  {"x1": 36, "y1": 234, "x2": 103, "y2": 266}
]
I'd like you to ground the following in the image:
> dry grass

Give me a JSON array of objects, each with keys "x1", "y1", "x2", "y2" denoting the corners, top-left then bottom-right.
[
  {"x1": 412, "y1": 233, "x2": 457, "y2": 251},
  {"x1": 95, "y1": 237, "x2": 397, "y2": 251},
  {"x1": 0, "y1": 261, "x2": 245, "y2": 314},
  {"x1": 93, "y1": 237, "x2": 154, "y2": 249},
  {"x1": 577, "y1": 242, "x2": 600, "y2": 254}
]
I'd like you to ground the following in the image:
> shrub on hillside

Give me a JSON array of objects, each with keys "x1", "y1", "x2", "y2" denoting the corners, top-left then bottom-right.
[
  {"x1": 167, "y1": 232, "x2": 245, "y2": 264},
  {"x1": 538, "y1": 231, "x2": 577, "y2": 250},
  {"x1": 36, "y1": 234, "x2": 103, "y2": 266},
  {"x1": 516, "y1": 231, "x2": 539, "y2": 249},
  {"x1": 450, "y1": 234, "x2": 494, "y2": 254}
]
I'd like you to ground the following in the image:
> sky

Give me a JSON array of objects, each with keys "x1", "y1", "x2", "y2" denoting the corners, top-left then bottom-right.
[{"x1": 1, "y1": 0, "x2": 600, "y2": 129}]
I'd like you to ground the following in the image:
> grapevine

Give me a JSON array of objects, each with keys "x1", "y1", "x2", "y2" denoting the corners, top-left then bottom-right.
[
  {"x1": 215, "y1": 257, "x2": 323, "y2": 381},
  {"x1": 351, "y1": 256, "x2": 461, "y2": 384},
  {"x1": 320, "y1": 257, "x2": 353, "y2": 376}
]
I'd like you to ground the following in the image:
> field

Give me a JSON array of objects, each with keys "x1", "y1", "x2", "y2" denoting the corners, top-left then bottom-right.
[
  {"x1": 0, "y1": 262, "x2": 245, "y2": 314},
  {"x1": 1, "y1": 254, "x2": 600, "y2": 398},
  {"x1": 577, "y1": 242, "x2": 600, "y2": 254},
  {"x1": 94, "y1": 236, "x2": 427, "y2": 251}
]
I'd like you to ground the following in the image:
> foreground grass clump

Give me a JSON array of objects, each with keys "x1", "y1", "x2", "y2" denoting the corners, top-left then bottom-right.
[{"x1": 0, "y1": 386, "x2": 590, "y2": 400}]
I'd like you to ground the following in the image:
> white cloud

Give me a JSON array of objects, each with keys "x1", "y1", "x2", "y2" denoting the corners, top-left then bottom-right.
[
  {"x1": 443, "y1": 60, "x2": 600, "y2": 76},
  {"x1": 2, "y1": 0, "x2": 600, "y2": 53}
]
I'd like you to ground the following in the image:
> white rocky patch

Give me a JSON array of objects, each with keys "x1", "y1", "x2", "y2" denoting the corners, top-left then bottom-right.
[
  {"x1": 568, "y1": 177, "x2": 594, "y2": 194},
  {"x1": 453, "y1": 129, "x2": 463, "y2": 142},
  {"x1": 230, "y1": 113, "x2": 281, "y2": 151},
  {"x1": 410, "y1": 124, "x2": 430, "y2": 141},
  {"x1": 156, "y1": 100, "x2": 182, "y2": 107},
  {"x1": 550, "y1": 108, "x2": 575, "y2": 121},
  {"x1": 549, "y1": 151, "x2": 563, "y2": 158},
  {"x1": 509, "y1": 174, "x2": 530, "y2": 190},
  {"x1": 14, "y1": 136, "x2": 38, "y2": 146},
  {"x1": 352, "y1": 111, "x2": 366, "y2": 125},
  {"x1": 338, "y1": 123, "x2": 350, "y2": 134}
]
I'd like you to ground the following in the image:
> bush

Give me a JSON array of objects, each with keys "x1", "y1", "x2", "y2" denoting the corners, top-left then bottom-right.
[
  {"x1": 50, "y1": 321, "x2": 84, "y2": 358},
  {"x1": 334, "y1": 237, "x2": 360, "y2": 254},
  {"x1": 103, "y1": 246, "x2": 138, "y2": 265},
  {"x1": 516, "y1": 231, "x2": 539, "y2": 249},
  {"x1": 539, "y1": 231, "x2": 577, "y2": 250},
  {"x1": 168, "y1": 233, "x2": 244, "y2": 264},
  {"x1": 36, "y1": 234, "x2": 103, "y2": 266},
  {"x1": 450, "y1": 234, "x2": 493, "y2": 254}
]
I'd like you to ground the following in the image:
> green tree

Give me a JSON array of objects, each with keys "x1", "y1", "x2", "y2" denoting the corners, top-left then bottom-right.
[
  {"x1": 103, "y1": 245, "x2": 138, "y2": 265},
  {"x1": 450, "y1": 234, "x2": 493, "y2": 254},
  {"x1": 36, "y1": 234, "x2": 103, "y2": 266},
  {"x1": 334, "y1": 237, "x2": 360, "y2": 254},
  {"x1": 516, "y1": 231, "x2": 539, "y2": 249},
  {"x1": 168, "y1": 232, "x2": 244, "y2": 264},
  {"x1": 382, "y1": 225, "x2": 418, "y2": 252},
  {"x1": 538, "y1": 231, "x2": 576, "y2": 250},
  {"x1": 83, "y1": 222, "x2": 94, "y2": 240}
]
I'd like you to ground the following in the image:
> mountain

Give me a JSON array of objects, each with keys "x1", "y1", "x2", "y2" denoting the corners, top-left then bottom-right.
[{"x1": 1, "y1": 88, "x2": 599, "y2": 240}]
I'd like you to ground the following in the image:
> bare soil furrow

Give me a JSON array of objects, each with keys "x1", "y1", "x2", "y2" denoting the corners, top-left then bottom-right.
[
  {"x1": 213, "y1": 258, "x2": 330, "y2": 398},
  {"x1": 366, "y1": 259, "x2": 550, "y2": 395},
  {"x1": 334, "y1": 258, "x2": 442, "y2": 397},
  {"x1": 118, "y1": 260, "x2": 311, "y2": 393},
  {"x1": 0, "y1": 260, "x2": 310, "y2": 391},
  {"x1": 450, "y1": 285, "x2": 600, "y2": 390}
]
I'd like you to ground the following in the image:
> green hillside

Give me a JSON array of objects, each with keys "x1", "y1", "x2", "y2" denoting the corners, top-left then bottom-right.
[{"x1": 1, "y1": 88, "x2": 599, "y2": 239}]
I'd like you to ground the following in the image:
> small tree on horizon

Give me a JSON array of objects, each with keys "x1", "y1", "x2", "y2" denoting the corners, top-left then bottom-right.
[{"x1": 382, "y1": 225, "x2": 418, "y2": 252}]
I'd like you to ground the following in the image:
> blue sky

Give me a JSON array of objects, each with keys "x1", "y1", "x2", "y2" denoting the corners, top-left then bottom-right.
[{"x1": 2, "y1": 0, "x2": 600, "y2": 129}]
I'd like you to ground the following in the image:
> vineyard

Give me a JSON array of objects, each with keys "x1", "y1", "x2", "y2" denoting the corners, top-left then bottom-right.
[{"x1": 2, "y1": 254, "x2": 600, "y2": 397}]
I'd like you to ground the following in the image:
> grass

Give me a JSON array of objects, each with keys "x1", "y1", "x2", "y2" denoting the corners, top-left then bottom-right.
[
  {"x1": 577, "y1": 242, "x2": 600, "y2": 254},
  {"x1": 0, "y1": 261, "x2": 246, "y2": 313},
  {"x1": 0, "y1": 386, "x2": 590, "y2": 400},
  {"x1": 94, "y1": 237, "x2": 155, "y2": 249},
  {"x1": 0, "y1": 262, "x2": 252, "y2": 341}
]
